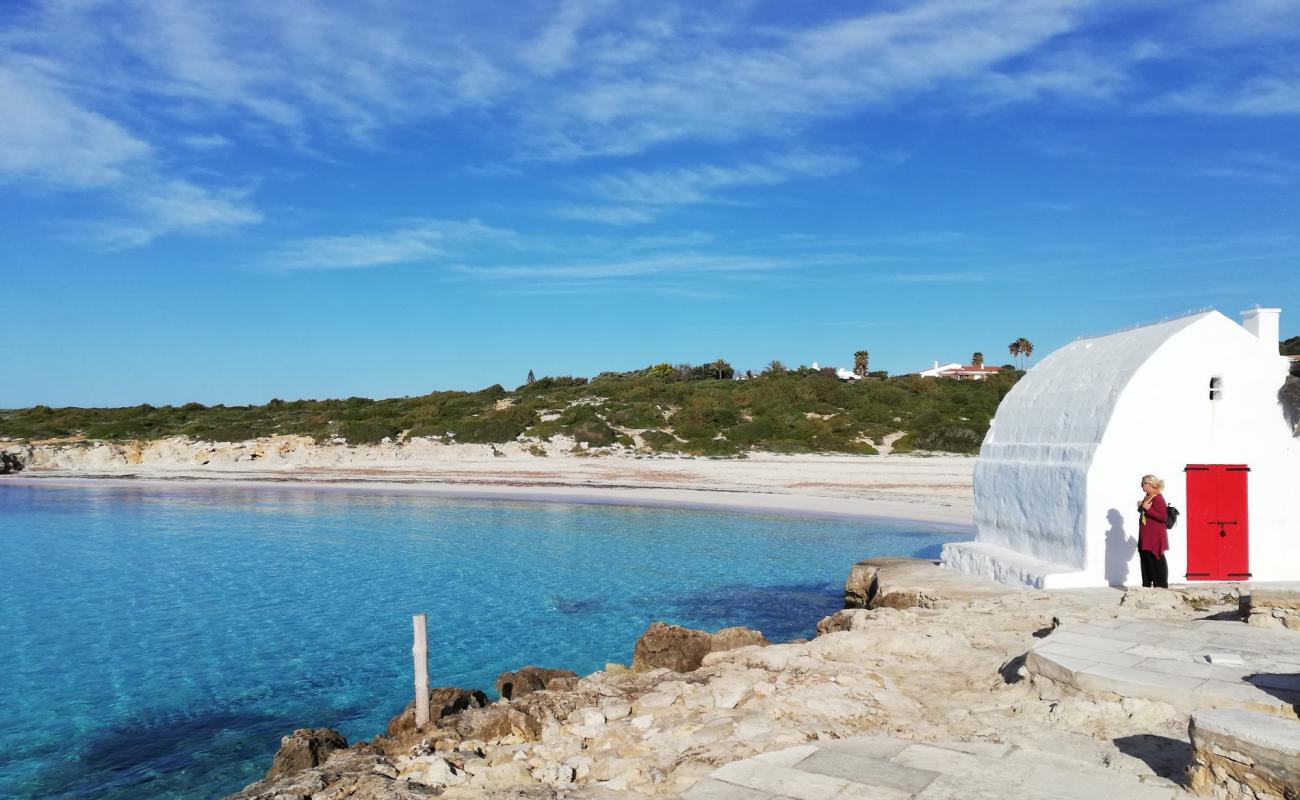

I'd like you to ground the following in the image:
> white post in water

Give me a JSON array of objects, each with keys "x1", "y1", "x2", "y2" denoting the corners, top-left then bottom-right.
[{"x1": 412, "y1": 613, "x2": 430, "y2": 729}]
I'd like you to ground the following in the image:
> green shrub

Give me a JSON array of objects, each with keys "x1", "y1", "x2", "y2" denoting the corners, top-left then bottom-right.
[
  {"x1": 912, "y1": 424, "x2": 984, "y2": 453},
  {"x1": 338, "y1": 420, "x2": 402, "y2": 445},
  {"x1": 450, "y1": 416, "x2": 526, "y2": 444},
  {"x1": 680, "y1": 437, "x2": 740, "y2": 456},
  {"x1": 639, "y1": 430, "x2": 678, "y2": 450}
]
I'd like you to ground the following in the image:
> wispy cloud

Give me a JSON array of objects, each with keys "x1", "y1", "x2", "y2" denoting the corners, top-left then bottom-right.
[
  {"x1": 267, "y1": 219, "x2": 511, "y2": 270},
  {"x1": 452, "y1": 253, "x2": 785, "y2": 280},
  {"x1": 561, "y1": 149, "x2": 860, "y2": 224},
  {"x1": 0, "y1": 57, "x2": 151, "y2": 189},
  {"x1": 584, "y1": 150, "x2": 859, "y2": 205},
  {"x1": 553, "y1": 204, "x2": 660, "y2": 225},
  {"x1": 181, "y1": 133, "x2": 233, "y2": 150},
  {"x1": 1188, "y1": 151, "x2": 1300, "y2": 184},
  {"x1": 0, "y1": 52, "x2": 259, "y2": 247},
  {"x1": 884, "y1": 272, "x2": 990, "y2": 284},
  {"x1": 89, "y1": 180, "x2": 263, "y2": 249},
  {"x1": 1154, "y1": 76, "x2": 1300, "y2": 117}
]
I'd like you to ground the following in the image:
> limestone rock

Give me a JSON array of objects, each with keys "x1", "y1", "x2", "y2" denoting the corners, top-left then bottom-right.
[
  {"x1": 816, "y1": 608, "x2": 878, "y2": 635},
  {"x1": 1120, "y1": 587, "x2": 1181, "y2": 610},
  {"x1": 844, "y1": 562, "x2": 880, "y2": 608},
  {"x1": 632, "y1": 621, "x2": 768, "y2": 673},
  {"x1": 0, "y1": 451, "x2": 23, "y2": 474},
  {"x1": 265, "y1": 727, "x2": 348, "y2": 781},
  {"x1": 495, "y1": 666, "x2": 579, "y2": 700},
  {"x1": 227, "y1": 747, "x2": 432, "y2": 800},
  {"x1": 448, "y1": 705, "x2": 542, "y2": 743},
  {"x1": 1189, "y1": 708, "x2": 1300, "y2": 799},
  {"x1": 710, "y1": 626, "x2": 770, "y2": 652},
  {"x1": 386, "y1": 687, "x2": 490, "y2": 737},
  {"x1": 632, "y1": 622, "x2": 713, "y2": 672}
]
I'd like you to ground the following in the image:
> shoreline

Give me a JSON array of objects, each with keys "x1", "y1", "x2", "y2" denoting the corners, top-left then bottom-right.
[{"x1": 0, "y1": 472, "x2": 976, "y2": 530}]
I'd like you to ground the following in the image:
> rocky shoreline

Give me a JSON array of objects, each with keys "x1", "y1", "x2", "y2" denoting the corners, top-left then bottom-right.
[{"x1": 222, "y1": 559, "x2": 1294, "y2": 800}]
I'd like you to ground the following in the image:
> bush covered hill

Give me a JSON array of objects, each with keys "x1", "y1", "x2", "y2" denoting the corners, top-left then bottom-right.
[{"x1": 0, "y1": 365, "x2": 1027, "y2": 456}]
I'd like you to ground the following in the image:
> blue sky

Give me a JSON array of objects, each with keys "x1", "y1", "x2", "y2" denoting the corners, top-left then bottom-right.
[{"x1": 2, "y1": 0, "x2": 1298, "y2": 407}]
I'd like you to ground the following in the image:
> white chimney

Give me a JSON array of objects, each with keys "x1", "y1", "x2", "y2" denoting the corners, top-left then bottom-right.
[
  {"x1": 1240, "y1": 307, "x2": 1281, "y2": 354},
  {"x1": 933, "y1": 360, "x2": 939, "y2": 369}
]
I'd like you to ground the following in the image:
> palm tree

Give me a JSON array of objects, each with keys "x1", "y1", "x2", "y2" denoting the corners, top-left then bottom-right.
[
  {"x1": 764, "y1": 359, "x2": 787, "y2": 375},
  {"x1": 709, "y1": 358, "x2": 733, "y2": 379},
  {"x1": 1008, "y1": 338, "x2": 1034, "y2": 368},
  {"x1": 853, "y1": 350, "x2": 869, "y2": 377},
  {"x1": 971, "y1": 352, "x2": 984, "y2": 368}
]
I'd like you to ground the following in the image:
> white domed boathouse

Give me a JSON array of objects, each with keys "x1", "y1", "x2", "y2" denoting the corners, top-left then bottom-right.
[{"x1": 942, "y1": 308, "x2": 1300, "y2": 588}]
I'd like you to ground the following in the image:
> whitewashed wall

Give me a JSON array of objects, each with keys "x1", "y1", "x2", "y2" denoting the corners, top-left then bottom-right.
[
  {"x1": 955, "y1": 310, "x2": 1298, "y2": 588},
  {"x1": 1088, "y1": 313, "x2": 1296, "y2": 585}
]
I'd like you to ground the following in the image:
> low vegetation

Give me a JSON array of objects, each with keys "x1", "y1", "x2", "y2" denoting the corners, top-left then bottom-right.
[{"x1": 0, "y1": 364, "x2": 1027, "y2": 455}]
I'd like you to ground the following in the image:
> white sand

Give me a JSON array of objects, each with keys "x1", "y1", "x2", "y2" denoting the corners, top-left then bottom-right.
[{"x1": 3, "y1": 443, "x2": 975, "y2": 528}]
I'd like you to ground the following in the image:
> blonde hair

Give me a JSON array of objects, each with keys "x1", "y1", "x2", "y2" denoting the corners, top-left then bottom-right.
[{"x1": 1142, "y1": 474, "x2": 1165, "y2": 491}]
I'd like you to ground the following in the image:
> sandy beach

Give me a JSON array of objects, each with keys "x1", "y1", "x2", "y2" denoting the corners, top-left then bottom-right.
[{"x1": 2, "y1": 439, "x2": 975, "y2": 528}]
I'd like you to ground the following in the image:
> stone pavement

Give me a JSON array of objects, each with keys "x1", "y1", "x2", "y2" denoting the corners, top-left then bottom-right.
[
  {"x1": 1026, "y1": 618, "x2": 1300, "y2": 718},
  {"x1": 682, "y1": 735, "x2": 1187, "y2": 799}
]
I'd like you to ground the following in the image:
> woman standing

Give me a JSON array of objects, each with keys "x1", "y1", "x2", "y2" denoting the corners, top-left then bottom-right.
[{"x1": 1137, "y1": 475, "x2": 1169, "y2": 588}]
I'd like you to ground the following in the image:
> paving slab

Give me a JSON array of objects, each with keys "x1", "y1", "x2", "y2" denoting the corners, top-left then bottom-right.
[
  {"x1": 1027, "y1": 619, "x2": 1300, "y2": 719},
  {"x1": 711, "y1": 759, "x2": 859, "y2": 800},
  {"x1": 1036, "y1": 640, "x2": 1144, "y2": 668},
  {"x1": 688, "y1": 733, "x2": 1190, "y2": 800},
  {"x1": 797, "y1": 749, "x2": 937, "y2": 794}
]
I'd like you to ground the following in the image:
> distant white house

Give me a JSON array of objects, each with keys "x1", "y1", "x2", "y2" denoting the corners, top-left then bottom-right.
[
  {"x1": 917, "y1": 361, "x2": 1002, "y2": 380},
  {"x1": 942, "y1": 308, "x2": 1300, "y2": 588}
]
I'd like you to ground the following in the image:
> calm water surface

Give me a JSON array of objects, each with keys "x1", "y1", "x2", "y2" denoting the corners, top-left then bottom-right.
[{"x1": 0, "y1": 482, "x2": 965, "y2": 799}]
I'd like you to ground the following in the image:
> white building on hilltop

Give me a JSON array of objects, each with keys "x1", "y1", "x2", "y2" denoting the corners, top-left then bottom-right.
[
  {"x1": 942, "y1": 308, "x2": 1299, "y2": 588},
  {"x1": 917, "y1": 361, "x2": 1003, "y2": 380}
]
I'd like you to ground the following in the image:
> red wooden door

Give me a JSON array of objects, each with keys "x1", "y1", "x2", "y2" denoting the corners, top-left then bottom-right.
[{"x1": 1184, "y1": 464, "x2": 1250, "y2": 581}]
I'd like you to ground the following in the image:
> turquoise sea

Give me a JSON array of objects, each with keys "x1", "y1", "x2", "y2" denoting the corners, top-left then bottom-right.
[{"x1": 0, "y1": 481, "x2": 966, "y2": 799}]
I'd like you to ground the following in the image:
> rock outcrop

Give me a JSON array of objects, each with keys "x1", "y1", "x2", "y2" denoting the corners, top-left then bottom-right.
[
  {"x1": 495, "y1": 666, "x2": 579, "y2": 700},
  {"x1": 264, "y1": 727, "x2": 349, "y2": 781},
  {"x1": 1245, "y1": 589, "x2": 1300, "y2": 631},
  {"x1": 0, "y1": 451, "x2": 23, "y2": 474},
  {"x1": 1189, "y1": 708, "x2": 1300, "y2": 799},
  {"x1": 230, "y1": 745, "x2": 435, "y2": 800},
  {"x1": 631, "y1": 622, "x2": 768, "y2": 673},
  {"x1": 228, "y1": 558, "x2": 1261, "y2": 800},
  {"x1": 384, "y1": 687, "x2": 490, "y2": 738}
]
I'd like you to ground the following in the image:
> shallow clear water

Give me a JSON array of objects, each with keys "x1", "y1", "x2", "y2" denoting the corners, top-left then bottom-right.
[{"x1": 0, "y1": 482, "x2": 965, "y2": 799}]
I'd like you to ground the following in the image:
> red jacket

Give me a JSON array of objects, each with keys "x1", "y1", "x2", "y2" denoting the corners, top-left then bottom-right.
[{"x1": 1138, "y1": 493, "x2": 1169, "y2": 555}]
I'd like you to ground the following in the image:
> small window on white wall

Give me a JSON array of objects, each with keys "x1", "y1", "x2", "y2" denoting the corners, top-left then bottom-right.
[{"x1": 1209, "y1": 376, "x2": 1223, "y2": 401}]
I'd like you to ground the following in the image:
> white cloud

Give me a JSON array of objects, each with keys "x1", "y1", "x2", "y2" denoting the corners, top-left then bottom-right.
[
  {"x1": 554, "y1": 204, "x2": 661, "y2": 225},
  {"x1": 452, "y1": 253, "x2": 784, "y2": 279},
  {"x1": 181, "y1": 133, "x2": 233, "y2": 150},
  {"x1": 557, "y1": 149, "x2": 860, "y2": 224},
  {"x1": 885, "y1": 272, "x2": 989, "y2": 283},
  {"x1": 268, "y1": 219, "x2": 509, "y2": 270},
  {"x1": 520, "y1": 0, "x2": 610, "y2": 76},
  {"x1": 89, "y1": 180, "x2": 263, "y2": 249},
  {"x1": 0, "y1": 57, "x2": 151, "y2": 188},
  {"x1": 583, "y1": 150, "x2": 860, "y2": 206},
  {"x1": 1154, "y1": 76, "x2": 1300, "y2": 116}
]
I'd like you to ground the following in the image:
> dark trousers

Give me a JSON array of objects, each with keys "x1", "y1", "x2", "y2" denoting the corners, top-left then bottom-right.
[{"x1": 1139, "y1": 549, "x2": 1168, "y2": 588}]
